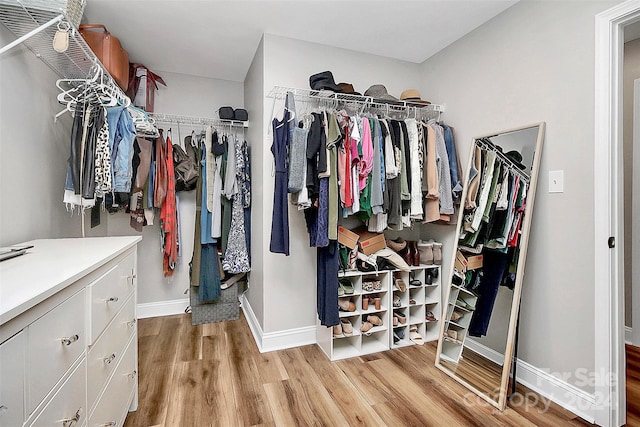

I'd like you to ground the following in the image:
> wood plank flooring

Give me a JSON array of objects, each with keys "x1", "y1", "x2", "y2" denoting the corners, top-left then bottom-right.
[
  {"x1": 125, "y1": 313, "x2": 592, "y2": 427},
  {"x1": 627, "y1": 344, "x2": 640, "y2": 426}
]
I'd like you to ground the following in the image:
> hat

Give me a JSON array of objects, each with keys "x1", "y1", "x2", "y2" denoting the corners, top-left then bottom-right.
[
  {"x1": 364, "y1": 84, "x2": 399, "y2": 102},
  {"x1": 337, "y1": 82, "x2": 361, "y2": 96},
  {"x1": 400, "y1": 89, "x2": 431, "y2": 105},
  {"x1": 505, "y1": 150, "x2": 526, "y2": 170},
  {"x1": 309, "y1": 71, "x2": 342, "y2": 92}
]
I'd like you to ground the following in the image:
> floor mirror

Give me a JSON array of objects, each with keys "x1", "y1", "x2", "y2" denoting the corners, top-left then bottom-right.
[{"x1": 434, "y1": 122, "x2": 546, "y2": 410}]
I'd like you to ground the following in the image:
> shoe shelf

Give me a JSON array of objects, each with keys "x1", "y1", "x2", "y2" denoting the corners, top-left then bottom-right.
[
  {"x1": 317, "y1": 270, "x2": 391, "y2": 361},
  {"x1": 389, "y1": 265, "x2": 441, "y2": 349},
  {"x1": 318, "y1": 264, "x2": 442, "y2": 360},
  {"x1": 440, "y1": 274, "x2": 478, "y2": 363}
]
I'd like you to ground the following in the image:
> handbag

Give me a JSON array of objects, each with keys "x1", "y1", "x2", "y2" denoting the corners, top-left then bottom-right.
[
  {"x1": 79, "y1": 24, "x2": 129, "y2": 90},
  {"x1": 218, "y1": 106, "x2": 234, "y2": 120},
  {"x1": 173, "y1": 133, "x2": 199, "y2": 192},
  {"x1": 234, "y1": 108, "x2": 248, "y2": 121}
]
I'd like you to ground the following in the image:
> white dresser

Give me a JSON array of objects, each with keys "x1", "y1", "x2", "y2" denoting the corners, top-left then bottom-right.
[{"x1": 0, "y1": 236, "x2": 141, "y2": 427}]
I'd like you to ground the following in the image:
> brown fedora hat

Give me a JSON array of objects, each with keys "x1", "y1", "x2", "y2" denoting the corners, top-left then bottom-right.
[
  {"x1": 337, "y1": 82, "x2": 361, "y2": 96},
  {"x1": 400, "y1": 89, "x2": 431, "y2": 105}
]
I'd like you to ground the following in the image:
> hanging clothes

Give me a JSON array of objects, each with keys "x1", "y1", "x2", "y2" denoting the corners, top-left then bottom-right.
[
  {"x1": 160, "y1": 131, "x2": 178, "y2": 277},
  {"x1": 269, "y1": 110, "x2": 291, "y2": 255},
  {"x1": 223, "y1": 137, "x2": 251, "y2": 274}
]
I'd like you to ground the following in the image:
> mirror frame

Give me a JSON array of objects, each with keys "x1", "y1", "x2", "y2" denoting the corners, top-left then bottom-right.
[{"x1": 434, "y1": 122, "x2": 546, "y2": 410}]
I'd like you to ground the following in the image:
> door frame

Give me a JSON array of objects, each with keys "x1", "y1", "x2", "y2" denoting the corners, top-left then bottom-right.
[
  {"x1": 595, "y1": 2, "x2": 640, "y2": 426},
  {"x1": 633, "y1": 79, "x2": 640, "y2": 348}
]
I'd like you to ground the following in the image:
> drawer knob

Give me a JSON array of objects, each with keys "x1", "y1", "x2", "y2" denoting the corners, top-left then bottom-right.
[
  {"x1": 61, "y1": 407, "x2": 82, "y2": 427},
  {"x1": 103, "y1": 353, "x2": 117, "y2": 365},
  {"x1": 127, "y1": 369, "x2": 137, "y2": 380},
  {"x1": 126, "y1": 318, "x2": 137, "y2": 328},
  {"x1": 127, "y1": 273, "x2": 137, "y2": 285},
  {"x1": 0, "y1": 405, "x2": 7, "y2": 413},
  {"x1": 105, "y1": 296, "x2": 119, "y2": 303},
  {"x1": 60, "y1": 334, "x2": 79, "y2": 346}
]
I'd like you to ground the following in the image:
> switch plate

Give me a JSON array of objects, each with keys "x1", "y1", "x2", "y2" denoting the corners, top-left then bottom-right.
[{"x1": 549, "y1": 170, "x2": 564, "y2": 193}]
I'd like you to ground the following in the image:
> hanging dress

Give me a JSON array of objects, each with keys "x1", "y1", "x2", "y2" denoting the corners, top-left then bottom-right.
[
  {"x1": 223, "y1": 138, "x2": 251, "y2": 273},
  {"x1": 269, "y1": 110, "x2": 291, "y2": 255}
]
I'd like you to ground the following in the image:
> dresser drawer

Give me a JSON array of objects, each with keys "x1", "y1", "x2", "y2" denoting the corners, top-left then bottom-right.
[
  {"x1": 0, "y1": 331, "x2": 25, "y2": 427},
  {"x1": 88, "y1": 252, "x2": 136, "y2": 344},
  {"x1": 88, "y1": 336, "x2": 137, "y2": 427},
  {"x1": 87, "y1": 293, "x2": 136, "y2": 411},
  {"x1": 26, "y1": 358, "x2": 86, "y2": 427},
  {"x1": 27, "y1": 289, "x2": 86, "y2": 414}
]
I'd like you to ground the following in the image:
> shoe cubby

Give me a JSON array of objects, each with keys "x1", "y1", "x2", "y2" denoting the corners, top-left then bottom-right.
[
  {"x1": 317, "y1": 270, "x2": 391, "y2": 361},
  {"x1": 440, "y1": 274, "x2": 478, "y2": 362},
  {"x1": 389, "y1": 265, "x2": 441, "y2": 349},
  {"x1": 318, "y1": 264, "x2": 442, "y2": 359}
]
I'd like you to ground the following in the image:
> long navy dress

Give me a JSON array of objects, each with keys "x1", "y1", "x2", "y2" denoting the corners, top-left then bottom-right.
[{"x1": 269, "y1": 111, "x2": 291, "y2": 255}]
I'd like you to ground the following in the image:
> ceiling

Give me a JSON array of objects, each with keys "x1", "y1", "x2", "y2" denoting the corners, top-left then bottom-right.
[{"x1": 84, "y1": 0, "x2": 518, "y2": 83}]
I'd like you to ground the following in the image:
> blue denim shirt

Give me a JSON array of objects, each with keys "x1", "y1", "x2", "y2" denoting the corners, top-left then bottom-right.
[
  {"x1": 106, "y1": 106, "x2": 136, "y2": 192},
  {"x1": 442, "y1": 124, "x2": 463, "y2": 201}
]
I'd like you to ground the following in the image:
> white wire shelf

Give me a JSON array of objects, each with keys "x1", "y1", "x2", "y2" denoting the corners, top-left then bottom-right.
[
  {"x1": 267, "y1": 86, "x2": 445, "y2": 119},
  {"x1": 149, "y1": 113, "x2": 249, "y2": 129},
  {"x1": 0, "y1": 2, "x2": 99, "y2": 80}
]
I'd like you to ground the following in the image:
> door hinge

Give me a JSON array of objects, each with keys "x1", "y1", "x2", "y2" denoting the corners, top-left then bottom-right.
[{"x1": 608, "y1": 236, "x2": 615, "y2": 248}]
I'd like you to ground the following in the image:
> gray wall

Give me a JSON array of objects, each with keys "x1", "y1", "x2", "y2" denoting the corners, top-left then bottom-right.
[
  {"x1": 0, "y1": 22, "x2": 244, "y2": 307},
  {"x1": 243, "y1": 36, "x2": 265, "y2": 329},
  {"x1": 419, "y1": 0, "x2": 619, "y2": 392},
  {"x1": 0, "y1": 25, "x2": 82, "y2": 245},
  {"x1": 105, "y1": 71, "x2": 244, "y2": 306},
  {"x1": 255, "y1": 34, "x2": 429, "y2": 333}
]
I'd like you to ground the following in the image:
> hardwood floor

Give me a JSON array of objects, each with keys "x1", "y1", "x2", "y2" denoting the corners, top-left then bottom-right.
[
  {"x1": 125, "y1": 313, "x2": 591, "y2": 427},
  {"x1": 628, "y1": 344, "x2": 640, "y2": 426}
]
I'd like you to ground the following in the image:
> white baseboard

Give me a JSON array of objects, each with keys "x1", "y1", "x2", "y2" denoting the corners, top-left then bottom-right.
[
  {"x1": 514, "y1": 359, "x2": 595, "y2": 423},
  {"x1": 240, "y1": 294, "x2": 317, "y2": 353},
  {"x1": 465, "y1": 338, "x2": 504, "y2": 367},
  {"x1": 466, "y1": 339, "x2": 595, "y2": 423},
  {"x1": 626, "y1": 326, "x2": 633, "y2": 344},
  {"x1": 137, "y1": 298, "x2": 190, "y2": 319}
]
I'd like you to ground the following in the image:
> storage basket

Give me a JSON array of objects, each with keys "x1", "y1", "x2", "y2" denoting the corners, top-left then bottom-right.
[
  {"x1": 189, "y1": 285, "x2": 240, "y2": 325},
  {"x1": 0, "y1": 0, "x2": 87, "y2": 28}
]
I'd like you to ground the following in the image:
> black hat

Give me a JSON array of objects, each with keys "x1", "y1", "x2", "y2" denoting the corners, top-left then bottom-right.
[
  {"x1": 309, "y1": 71, "x2": 342, "y2": 92},
  {"x1": 505, "y1": 150, "x2": 526, "y2": 170}
]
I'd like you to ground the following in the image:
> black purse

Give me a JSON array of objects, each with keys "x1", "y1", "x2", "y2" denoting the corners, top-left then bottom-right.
[{"x1": 218, "y1": 106, "x2": 234, "y2": 120}]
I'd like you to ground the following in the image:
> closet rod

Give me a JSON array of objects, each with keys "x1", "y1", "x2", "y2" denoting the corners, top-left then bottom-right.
[
  {"x1": 475, "y1": 138, "x2": 531, "y2": 183},
  {"x1": 267, "y1": 86, "x2": 446, "y2": 114},
  {"x1": 149, "y1": 113, "x2": 249, "y2": 128}
]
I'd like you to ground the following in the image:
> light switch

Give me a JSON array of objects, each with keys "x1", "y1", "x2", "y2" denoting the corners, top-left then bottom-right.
[{"x1": 549, "y1": 170, "x2": 564, "y2": 193}]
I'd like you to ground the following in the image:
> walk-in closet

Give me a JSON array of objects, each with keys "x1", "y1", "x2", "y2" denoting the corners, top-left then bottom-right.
[{"x1": 0, "y1": 1, "x2": 634, "y2": 426}]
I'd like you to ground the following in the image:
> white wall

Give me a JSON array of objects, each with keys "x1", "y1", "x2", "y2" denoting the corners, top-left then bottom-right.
[
  {"x1": 419, "y1": 0, "x2": 619, "y2": 393},
  {"x1": 105, "y1": 71, "x2": 244, "y2": 306},
  {"x1": 0, "y1": 25, "x2": 82, "y2": 246}
]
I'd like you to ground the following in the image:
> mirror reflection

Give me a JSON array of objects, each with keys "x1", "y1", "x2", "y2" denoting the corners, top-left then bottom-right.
[{"x1": 435, "y1": 123, "x2": 545, "y2": 410}]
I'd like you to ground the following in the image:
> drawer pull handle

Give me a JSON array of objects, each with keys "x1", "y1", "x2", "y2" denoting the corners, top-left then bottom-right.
[
  {"x1": 0, "y1": 404, "x2": 7, "y2": 413},
  {"x1": 61, "y1": 334, "x2": 79, "y2": 346},
  {"x1": 127, "y1": 273, "x2": 137, "y2": 285},
  {"x1": 105, "y1": 296, "x2": 119, "y2": 303},
  {"x1": 103, "y1": 353, "x2": 117, "y2": 365},
  {"x1": 61, "y1": 407, "x2": 82, "y2": 427},
  {"x1": 127, "y1": 318, "x2": 137, "y2": 328},
  {"x1": 100, "y1": 422, "x2": 116, "y2": 427},
  {"x1": 127, "y1": 369, "x2": 137, "y2": 380}
]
